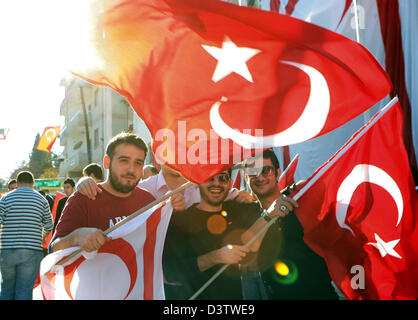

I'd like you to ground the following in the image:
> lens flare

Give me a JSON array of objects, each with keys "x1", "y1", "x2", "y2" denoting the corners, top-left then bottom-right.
[
  {"x1": 275, "y1": 261, "x2": 290, "y2": 276},
  {"x1": 207, "y1": 215, "x2": 227, "y2": 235},
  {"x1": 221, "y1": 210, "x2": 228, "y2": 217},
  {"x1": 272, "y1": 260, "x2": 298, "y2": 285}
]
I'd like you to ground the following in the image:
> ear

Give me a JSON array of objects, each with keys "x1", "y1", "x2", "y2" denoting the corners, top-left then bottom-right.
[{"x1": 103, "y1": 155, "x2": 110, "y2": 170}]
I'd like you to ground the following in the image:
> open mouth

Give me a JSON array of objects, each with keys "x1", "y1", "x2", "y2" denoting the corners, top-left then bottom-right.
[{"x1": 208, "y1": 187, "x2": 224, "y2": 196}]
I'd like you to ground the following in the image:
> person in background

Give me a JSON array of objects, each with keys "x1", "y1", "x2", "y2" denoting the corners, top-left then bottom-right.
[
  {"x1": 0, "y1": 171, "x2": 53, "y2": 300},
  {"x1": 82, "y1": 163, "x2": 104, "y2": 183},
  {"x1": 7, "y1": 179, "x2": 17, "y2": 192},
  {"x1": 53, "y1": 178, "x2": 76, "y2": 232},
  {"x1": 142, "y1": 164, "x2": 159, "y2": 180},
  {"x1": 38, "y1": 190, "x2": 54, "y2": 211}
]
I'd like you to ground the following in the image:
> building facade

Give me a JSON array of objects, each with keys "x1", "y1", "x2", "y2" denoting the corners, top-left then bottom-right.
[{"x1": 58, "y1": 77, "x2": 152, "y2": 179}]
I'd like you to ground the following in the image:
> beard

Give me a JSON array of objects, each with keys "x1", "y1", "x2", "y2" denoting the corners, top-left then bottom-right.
[
  {"x1": 251, "y1": 181, "x2": 279, "y2": 200},
  {"x1": 109, "y1": 168, "x2": 140, "y2": 194},
  {"x1": 199, "y1": 185, "x2": 229, "y2": 207}
]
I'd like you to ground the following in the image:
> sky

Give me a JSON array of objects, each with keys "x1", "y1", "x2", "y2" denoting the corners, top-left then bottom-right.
[{"x1": 0, "y1": 1, "x2": 93, "y2": 181}]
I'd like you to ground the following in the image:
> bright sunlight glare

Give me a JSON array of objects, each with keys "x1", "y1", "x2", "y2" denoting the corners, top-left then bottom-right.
[{"x1": 0, "y1": 0, "x2": 101, "y2": 180}]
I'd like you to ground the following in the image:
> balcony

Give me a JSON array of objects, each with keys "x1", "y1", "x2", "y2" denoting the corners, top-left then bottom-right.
[{"x1": 67, "y1": 150, "x2": 89, "y2": 173}]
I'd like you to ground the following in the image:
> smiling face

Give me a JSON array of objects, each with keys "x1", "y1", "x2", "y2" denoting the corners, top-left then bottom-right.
[
  {"x1": 247, "y1": 157, "x2": 280, "y2": 199},
  {"x1": 198, "y1": 172, "x2": 233, "y2": 209},
  {"x1": 104, "y1": 143, "x2": 145, "y2": 195}
]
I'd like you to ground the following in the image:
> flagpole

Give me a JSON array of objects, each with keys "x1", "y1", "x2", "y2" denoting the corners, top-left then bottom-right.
[
  {"x1": 189, "y1": 215, "x2": 279, "y2": 300},
  {"x1": 352, "y1": 0, "x2": 373, "y2": 124},
  {"x1": 51, "y1": 180, "x2": 195, "y2": 268}
]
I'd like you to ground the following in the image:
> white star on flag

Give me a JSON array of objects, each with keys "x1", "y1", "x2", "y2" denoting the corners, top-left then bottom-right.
[
  {"x1": 202, "y1": 36, "x2": 261, "y2": 83},
  {"x1": 367, "y1": 233, "x2": 402, "y2": 259}
]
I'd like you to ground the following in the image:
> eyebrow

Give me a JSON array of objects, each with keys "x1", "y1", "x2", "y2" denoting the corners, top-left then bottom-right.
[{"x1": 116, "y1": 155, "x2": 145, "y2": 162}]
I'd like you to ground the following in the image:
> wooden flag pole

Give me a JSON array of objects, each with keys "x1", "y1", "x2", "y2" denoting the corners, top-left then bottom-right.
[{"x1": 189, "y1": 215, "x2": 279, "y2": 300}]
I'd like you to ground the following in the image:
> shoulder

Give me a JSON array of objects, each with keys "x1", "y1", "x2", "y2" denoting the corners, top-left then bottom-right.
[
  {"x1": 169, "y1": 205, "x2": 195, "y2": 226},
  {"x1": 58, "y1": 197, "x2": 68, "y2": 205},
  {"x1": 223, "y1": 200, "x2": 262, "y2": 214},
  {"x1": 133, "y1": 186, "x2": 156, "y2": 203},
  {"x1": 62, "y1": 192, "x2": 90, "y2": 210},
  {"x1": 137, "y1": 174, "x2": 159, "y2": 191}
]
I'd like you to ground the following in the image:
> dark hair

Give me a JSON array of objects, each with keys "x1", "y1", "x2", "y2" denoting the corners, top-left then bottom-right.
[
  {"x1": 63, "y1": 178, "x2": 75, "y2": 188},
  {"x1": 17, "y1": 171, "x2": 34, "y2": 184},
  {"x1": 7, "y1": 179, "x2": 17, "y2": 188},
  {"x1": 106, "y1": 132, "x2": 148, "y2": 160},
  {"x1": 83, "y1": 163, "x2": 104, "y2": 180},
  {"x1": 144, "y1": 165, "x2": 159, "y2": 175},
  {"x1": 263, "y1": 149, "x2": 280, "y2": 171}
]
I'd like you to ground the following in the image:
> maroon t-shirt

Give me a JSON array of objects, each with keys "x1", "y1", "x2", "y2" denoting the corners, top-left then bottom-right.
[{"x1": 53, "y1": 185, "x2": 155, "y2": 238}]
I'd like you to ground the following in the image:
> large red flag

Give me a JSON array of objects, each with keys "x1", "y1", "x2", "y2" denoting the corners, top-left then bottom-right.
[
  {"x1": 73, "y1": 0, "x2": 391, "y2": 183},
  {"x1": 293, "y1": 98, "x2": 418, "y2": 299}
]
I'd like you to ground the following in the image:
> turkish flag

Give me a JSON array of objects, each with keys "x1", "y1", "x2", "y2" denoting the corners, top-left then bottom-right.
[
  {"x1": 36, "y1": 126, "x2": 61, "y2": 152},
  {"x1": 293, "y1": 98, "x2": 418, "y2": 299},
  {"x1": 40, "y1": 201, "x2": 171, "y2": 300},
  {"x1": 72, "y1": 0, "x2": 391, "y2": 183},
  {"x1": 278, "y1": 153, "x2": 299, "y2": 191}
]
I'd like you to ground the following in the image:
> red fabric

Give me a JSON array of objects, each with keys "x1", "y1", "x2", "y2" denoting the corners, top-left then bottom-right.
[
  {"x1": 337, "y1": 0, "x2": 353, "y2": 28},
  {"x1": 36, "y1": 126, "x2": 61, "y2": 153},
  {"x1": 233, "y1": 170, "x2": 241, "y2": 189},
  {"x1": 143, "y1": 206, "x2": 162, "y2": 300},
  {"x1": 295, "y1": 101, "x2": 418, "y2": 299},
  {"x1": 377, "y1": 0, "x2": 418, "y2": 184},
  {"x1": 270, "y1": 0, "x2": 280, "y2": 12},
  {"x1": 54, "y1": 185, "x2": 155, "y2": 238},
  {"x1": 73, "y1": 0, "x2": 391, "y2": 184}
]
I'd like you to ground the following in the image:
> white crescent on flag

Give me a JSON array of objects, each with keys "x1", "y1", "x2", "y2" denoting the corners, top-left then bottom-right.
[
  {"x1": 210, "y1": 60, "x2": 330, "y2": 149},
  {"x1": 40, "y1": 201, "x2": 173, "y2": 300},
  {"x1": 336, "y1": 164, "x2": 404, "y2": 235}
]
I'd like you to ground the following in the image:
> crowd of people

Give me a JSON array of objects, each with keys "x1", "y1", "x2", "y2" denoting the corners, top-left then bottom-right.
[{"x1": 0, "y1": 131, "x2": 341, "y2": 300}]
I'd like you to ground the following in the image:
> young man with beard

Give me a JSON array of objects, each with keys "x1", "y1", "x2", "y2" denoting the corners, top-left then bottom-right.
[
  {"x1": 243, "y1": 149, "x2": 338, "y2": 300},
  {"x1": 50, "y1": 132, "x2": 155, "y2": 253},
  {"x1": 162, "y1": 169, "x2": 297, "y2": 300}
]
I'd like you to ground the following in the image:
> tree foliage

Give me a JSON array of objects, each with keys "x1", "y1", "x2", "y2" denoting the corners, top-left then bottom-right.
[{"x1": 9, "y1": 134, "x2": 61, "y2": 180}]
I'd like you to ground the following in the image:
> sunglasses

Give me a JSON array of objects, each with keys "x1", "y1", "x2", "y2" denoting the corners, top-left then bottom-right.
[
  {"x1": 207, "y1": 173, "x2": 231, "y2": 183},
  {"x1": 247, "y1": 165, "x2": 275, "y2": 178}
]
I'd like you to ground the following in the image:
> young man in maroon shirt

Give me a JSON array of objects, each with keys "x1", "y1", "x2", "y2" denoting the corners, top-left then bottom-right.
[{"x1": 50, "y1": 132, "x2": 155, "y2": 253}]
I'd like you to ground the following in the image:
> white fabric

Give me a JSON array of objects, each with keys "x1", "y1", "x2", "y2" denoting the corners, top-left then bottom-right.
[
  {"x1": 138, "y1": 171, "x2": 201, "y2": 207},
  {"x1": 40, "y1": 201, "x2": 172, "y2": 300}
]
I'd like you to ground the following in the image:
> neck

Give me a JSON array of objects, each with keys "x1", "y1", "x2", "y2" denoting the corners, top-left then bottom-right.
[
  {"x1": 18, "y1": 184, "x2": 32, "y2": 188},
  {"x1": 101, "y1": 181, "x2": 132, "y2": 198},
  {"x1": 196, "y1": 202, "x2": 222, "y2": 212},
  {"x1": 162, "y1": 170, "x2": 187, "y2": 190},
  {"x1": 257, "y1": 190, "x2": 281, "y2": 210}
]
